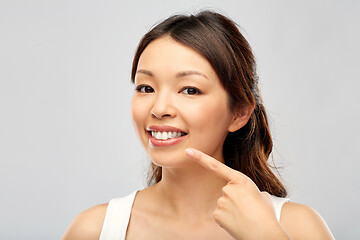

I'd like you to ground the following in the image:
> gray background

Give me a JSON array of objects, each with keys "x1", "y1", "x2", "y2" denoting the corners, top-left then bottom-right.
[{"x1": 1, "y1": 0, "x2": 359, "y2": 239}]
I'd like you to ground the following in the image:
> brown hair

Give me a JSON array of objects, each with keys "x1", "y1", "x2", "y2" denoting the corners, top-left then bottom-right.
[{"x1": 131, "y1": 10, "x2": 287, "y2": 197}]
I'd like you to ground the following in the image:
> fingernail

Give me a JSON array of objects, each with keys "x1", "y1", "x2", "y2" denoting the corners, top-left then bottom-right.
[{"x1": 185, "y1": 148, "x2": 194, "y2": 157}]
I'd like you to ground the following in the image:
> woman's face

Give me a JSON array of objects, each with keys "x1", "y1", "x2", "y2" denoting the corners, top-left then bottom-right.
[{"x1": 131, "y1": 36, "x2": 239, "y2": 168}]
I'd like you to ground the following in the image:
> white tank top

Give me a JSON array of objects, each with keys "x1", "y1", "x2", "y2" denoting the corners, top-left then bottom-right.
[{"x1": 99, "y1": 191, "x2": 289, "y2": 240}]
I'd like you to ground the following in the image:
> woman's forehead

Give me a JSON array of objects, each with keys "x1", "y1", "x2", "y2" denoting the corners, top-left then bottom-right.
[{"x1": 137, "y1": 36, "x2": 216, "y2": 77}]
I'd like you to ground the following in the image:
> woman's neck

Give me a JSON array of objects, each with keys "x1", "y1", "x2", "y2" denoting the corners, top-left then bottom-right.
[{"x1": 152, "y1": 163, "x2": 228, "y2": 221}]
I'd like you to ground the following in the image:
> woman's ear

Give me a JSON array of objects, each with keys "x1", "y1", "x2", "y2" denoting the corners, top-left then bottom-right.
[{"x1": 228, "y1": 104, "x2": 255, "y2": 132}]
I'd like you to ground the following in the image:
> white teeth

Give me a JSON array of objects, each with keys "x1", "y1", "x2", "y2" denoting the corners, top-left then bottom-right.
[
  {"x1": 151, "y1": 131, "x2": 185, "y2": 140},
  {"x1": 155, "y1": 132, "x2": 162, "y2": 139}
]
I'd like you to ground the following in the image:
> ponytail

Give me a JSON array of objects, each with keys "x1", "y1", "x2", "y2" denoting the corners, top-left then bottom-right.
[{"x1": 223, "y1": 102, "x2": 287, "y2": 197}]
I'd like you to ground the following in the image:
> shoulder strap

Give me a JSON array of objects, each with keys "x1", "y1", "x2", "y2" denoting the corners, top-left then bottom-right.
[
  {"x1": 99, "y1": 191, "x2": 138, "y2": 240},
  {"x1": 270, "y1": 195, "x2": 290, "y2": 222}
]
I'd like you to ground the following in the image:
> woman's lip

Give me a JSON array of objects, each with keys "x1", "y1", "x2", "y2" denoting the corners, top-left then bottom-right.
[
  {"x1": 146, "y1": 125, "x2": 187, "y2": 133},
  {"x1": 147, "y1": 131, "x2": 187, "y2": 147}
]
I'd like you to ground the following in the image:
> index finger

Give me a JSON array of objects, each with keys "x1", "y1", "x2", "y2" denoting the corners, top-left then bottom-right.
[{"x1": 185, "y1": 148, "x2": 243, "y2": 182}]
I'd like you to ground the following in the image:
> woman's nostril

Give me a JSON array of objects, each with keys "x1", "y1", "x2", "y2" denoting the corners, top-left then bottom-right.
[{"x1": 151, "y1": 111, "x2": 173, "y2": 119}]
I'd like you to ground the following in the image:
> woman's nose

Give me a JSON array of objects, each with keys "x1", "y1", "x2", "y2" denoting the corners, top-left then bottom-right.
[{"x1": 150, "y1": 93, "x2": 176, "y2": 119}]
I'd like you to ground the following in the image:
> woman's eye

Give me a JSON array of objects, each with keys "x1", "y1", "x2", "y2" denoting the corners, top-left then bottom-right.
[
  {"x1": 135, "y1": 85, "x2": 154, "y2": 93},
  {"x1": 180, "y1": 87, "x2": 201, "y2": 95}
]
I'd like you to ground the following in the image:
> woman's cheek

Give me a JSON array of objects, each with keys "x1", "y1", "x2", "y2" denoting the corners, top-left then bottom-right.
[
  {"x1": 184, "y1": 102, "x2": 215, "y2": 138},
  {"x1": 131, "y1": 100, "x2": 139, "y2": 127},
  {"x1": 191, "y1": 100, "x2": 230, "y2": 142},
  {"x1": 131, "y1": 97, "x2": 147, "y2": 135}
]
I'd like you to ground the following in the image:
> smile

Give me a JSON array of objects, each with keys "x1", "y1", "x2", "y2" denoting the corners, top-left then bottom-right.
[
  {"x1": 146, "y1": 125, "x2": 188, "y2": 147},
  {"x1": 150, "y1": 131, "x2": 187, "y2": 140}
]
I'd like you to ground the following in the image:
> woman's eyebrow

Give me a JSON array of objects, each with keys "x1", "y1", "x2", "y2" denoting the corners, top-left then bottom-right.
[
  {"x1": 136, "y1": 69, "x2": 209, "y2": 80},
  {"x1": 176, "y1": 71, "x2": 209, "y2": 80},
  {"x1": 136, "y1": 69, "x2": 153, "y2": 77}
]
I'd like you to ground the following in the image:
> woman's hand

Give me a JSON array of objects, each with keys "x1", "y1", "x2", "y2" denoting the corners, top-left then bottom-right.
[{"x1": 185, "y1": 148, "x2": 291, "y2": 240}]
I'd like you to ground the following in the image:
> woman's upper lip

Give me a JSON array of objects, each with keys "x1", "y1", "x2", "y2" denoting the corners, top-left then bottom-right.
[{"x1": 146, "y1": 125, "x2": 187, "y2": 133}]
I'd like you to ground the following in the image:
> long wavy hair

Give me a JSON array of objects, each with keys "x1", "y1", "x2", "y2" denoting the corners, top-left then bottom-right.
[{"x1": 131, "y1": 10, "x2": 287, "y2": 197}]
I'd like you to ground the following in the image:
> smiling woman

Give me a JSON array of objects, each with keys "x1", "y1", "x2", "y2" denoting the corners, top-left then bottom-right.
[
  {"x1": 62, "y1": 10, "x2": 334, "y2": 240},
  {"x1": 132, "y1": 36, "x2": 237, "y2": 174}
]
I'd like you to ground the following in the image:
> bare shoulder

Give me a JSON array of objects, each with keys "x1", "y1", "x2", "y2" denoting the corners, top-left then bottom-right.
[
  {"x1": 280, "y1": 202, "x2": 335, "y2": 240},
  {"x1": 61, "y1": 203, "x2": 108, "y2": 240}
]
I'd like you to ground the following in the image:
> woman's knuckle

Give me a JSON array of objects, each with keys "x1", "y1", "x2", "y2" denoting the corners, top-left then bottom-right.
[
  {"x1": 217, "y1": 197, "x2": 226, "y2": 208},
  {"x1": 213, "y1": 209, "x2": 221, "y2": 221},
  {"x1": 222, "y1": 186, "x2": 230, "y2": 195}
]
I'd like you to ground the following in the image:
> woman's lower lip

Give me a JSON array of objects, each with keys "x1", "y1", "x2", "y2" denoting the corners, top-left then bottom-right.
[{"x1": 148, "y1": 133, "x2": 187, "y2": 147}]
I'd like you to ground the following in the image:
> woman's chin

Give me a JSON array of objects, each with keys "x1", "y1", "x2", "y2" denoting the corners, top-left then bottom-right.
[{"x1": 149, "y1": 153, "x2": 191, "y2": 169}]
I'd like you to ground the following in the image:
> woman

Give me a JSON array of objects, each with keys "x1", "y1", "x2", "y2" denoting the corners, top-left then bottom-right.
[{"x1": 63, "y1": 11, "x2": 334, "y2": 239}]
